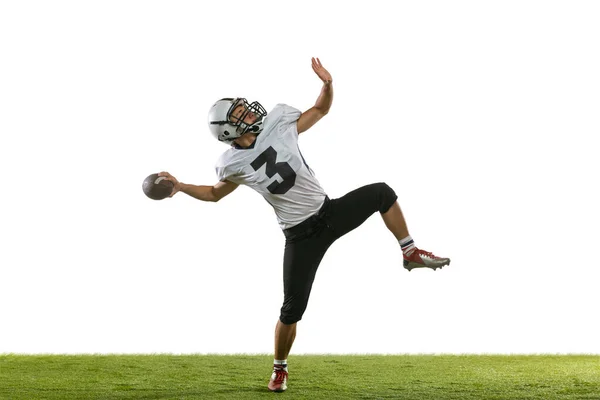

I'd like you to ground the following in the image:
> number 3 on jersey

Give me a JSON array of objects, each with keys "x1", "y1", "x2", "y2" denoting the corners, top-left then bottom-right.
[{"x1": 250, "y1": 146, "x2": 296, "y2": 194}]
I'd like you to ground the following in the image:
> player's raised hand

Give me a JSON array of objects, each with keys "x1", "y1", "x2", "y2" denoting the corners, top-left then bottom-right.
[
  {"x1": 158, "y1": 171, "x2": 180, "y2": 197},
  {"x1": 311, "y1": 57, "x2": 332, "y2": 84}
]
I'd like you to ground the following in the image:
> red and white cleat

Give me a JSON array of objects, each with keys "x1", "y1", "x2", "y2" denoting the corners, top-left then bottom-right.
[
  {"x1": 404, "y1": 248, "x2": 450, "y2": 271},
  {"x1": 268, "y1": 367, "x2": 288, "y2": 392}
]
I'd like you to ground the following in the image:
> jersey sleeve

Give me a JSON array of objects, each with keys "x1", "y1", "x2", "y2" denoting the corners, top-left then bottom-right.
[
  {"x1": 273, "y1": 104, "x2": 302, "y2": 136},
  {"x1": 215, "y1": 151, "x2": 237, "y2": 182},
  {"x1": 215, "y1": 165, "x2": 228, "y2": 182}
]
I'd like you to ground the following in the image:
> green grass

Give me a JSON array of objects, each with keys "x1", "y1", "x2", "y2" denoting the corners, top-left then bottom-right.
[{"x1": 1, "y1": 355, "x2": 599, "y2": 399}]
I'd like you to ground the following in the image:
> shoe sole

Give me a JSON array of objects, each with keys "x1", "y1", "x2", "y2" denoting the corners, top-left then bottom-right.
[
  {"x1": 404, "y1": 260, "x2": 451, "y2": 272},
  {"x1": 269, "y1": 388, "x2": 287, "y2": 392},
  {"x1": 268, "y1": 379, "x2": 287, "y2": 392},
  {"x1": 268, "y1": 385, "x2": 287, "y2": 392}
]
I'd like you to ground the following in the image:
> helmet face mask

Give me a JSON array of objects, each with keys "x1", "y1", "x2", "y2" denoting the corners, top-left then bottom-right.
[{"x1": 208, "y1": 98, "x2": 267, "y2": 145}]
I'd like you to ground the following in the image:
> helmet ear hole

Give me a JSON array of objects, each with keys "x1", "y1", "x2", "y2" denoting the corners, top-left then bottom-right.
[{"x1": 224, "y1": 131, "x2": 230, "y2": 136}]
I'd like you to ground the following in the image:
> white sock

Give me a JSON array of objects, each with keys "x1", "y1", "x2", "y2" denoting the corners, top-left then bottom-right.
[
  {"x1": 399, "y1": 235, "x2": 416, "y2": 256},
  {"x1": 274, "y1": 359, "x2": 288, "y2": 371}
]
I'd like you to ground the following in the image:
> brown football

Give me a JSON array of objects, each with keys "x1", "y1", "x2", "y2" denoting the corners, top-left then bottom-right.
[{"x1": 142, "y1": 173, "x2": 174, "y2": 200}]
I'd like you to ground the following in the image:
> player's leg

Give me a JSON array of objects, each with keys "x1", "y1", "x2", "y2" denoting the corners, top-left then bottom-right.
[
  {"x1": 381, "y1": 201, "x2": 409, "y2": 240},
  {"x1": 381, "y1": 200, "x2": 450, "y2": 270},
  {"x1": 268, "y1": 320, "x2": 295, "y2": 392},
  {"x1": 326, "y1": 182, "x2": 398, "y2": 238},
  {"x1": 269, "y1": 228, "x2": 334, "y2": 392},
  {"x1": 274, "y1": 319, "x2": 296, "y2": 361},
  {"x1": 328, "y1": 182, "x2": 450, "y2": 270}
]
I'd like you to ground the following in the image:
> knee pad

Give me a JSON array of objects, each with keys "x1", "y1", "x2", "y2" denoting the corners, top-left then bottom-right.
[
  {"x1": 279, "y1": 301, "x2": 306, "y2": 325},
  {"x1": 374, "y1": 182, "x2": 398, "y2": 213},
  {"x1": 279, "y1": 310, "x2": 302, "y2": 325},
  {"x1": 279, "y1": 314, "x2": 301, "y2": 325}
]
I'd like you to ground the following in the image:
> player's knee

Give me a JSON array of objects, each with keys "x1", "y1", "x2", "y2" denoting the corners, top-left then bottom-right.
[
  {"x1": 279, "y1": 314, "x2": 301, "y2": 325},
  {"x1": 374, "y1": 182, "x2": 398, "y2": 213},
  {"x1": 279, "y1": 303, "x2": 306, "y2": 325},
  {"x1": 279, "y1": 311, "x2": 303, "y2": 325}
]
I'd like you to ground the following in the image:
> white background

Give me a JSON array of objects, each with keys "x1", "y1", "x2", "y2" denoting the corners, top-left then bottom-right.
[{"x1": 1, "y1": 1, "x2": 599, "y2": 355}]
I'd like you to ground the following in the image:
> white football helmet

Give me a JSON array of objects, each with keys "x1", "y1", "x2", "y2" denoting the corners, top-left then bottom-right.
[{"x1": 207, "y1": 98, "x2": 267, "y2": 144}]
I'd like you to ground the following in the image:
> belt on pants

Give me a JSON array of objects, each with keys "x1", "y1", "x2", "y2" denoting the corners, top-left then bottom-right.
[{"x1": 283, "y1": 196, "x2": 331, "y2": 240}]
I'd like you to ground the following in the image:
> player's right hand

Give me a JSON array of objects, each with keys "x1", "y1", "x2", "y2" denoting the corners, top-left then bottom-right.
[{"x1": 158, "y1": 171, "x2": 181, "y2": 197}]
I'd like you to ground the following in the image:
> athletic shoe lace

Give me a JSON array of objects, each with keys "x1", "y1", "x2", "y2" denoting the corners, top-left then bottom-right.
[
  {"x1": 417, "y1": 249, "x2": 437, "y2": 259},
  {"x1": 272, "y1": 369, "x2": 287, "y2": 383}
]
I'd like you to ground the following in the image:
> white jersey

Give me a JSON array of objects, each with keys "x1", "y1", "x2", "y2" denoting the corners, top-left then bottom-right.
[{"x1": 215, "y1": 104, "x2": 327, "y2": 230}]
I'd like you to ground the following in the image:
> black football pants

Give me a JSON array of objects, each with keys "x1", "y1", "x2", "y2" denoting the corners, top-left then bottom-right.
[{"x1": 279, "y1": 182, "x2": 398, "y2": 325}]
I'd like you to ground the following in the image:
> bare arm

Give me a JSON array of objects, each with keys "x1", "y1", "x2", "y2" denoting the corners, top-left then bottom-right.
[
  {"x1": 179, "y1": 180, "x2": 239, "y2": 202},
  {"x1": 158, "y1": 172, "x2": 239, "y2": 202},
  {"x1": 297, "y1": 57, "x2": 333, "y2": 134}
]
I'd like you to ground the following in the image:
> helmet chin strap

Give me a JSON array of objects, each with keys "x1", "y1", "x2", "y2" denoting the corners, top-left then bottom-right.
[
  {"x1": 247, "y1": 121, "x2": 263, "y2": 134},
  {"x1": 230, "y1": 123, "x2": 261, "y2": 142}
]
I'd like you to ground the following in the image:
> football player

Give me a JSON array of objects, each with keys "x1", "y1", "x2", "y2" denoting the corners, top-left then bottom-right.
[{"x1": 159, "y1": 57, "x2": 450, "y2": 392}]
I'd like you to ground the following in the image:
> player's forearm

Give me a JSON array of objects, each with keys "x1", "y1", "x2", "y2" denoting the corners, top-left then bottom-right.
[
  {"x1": 314, "y1": 81, "x2": 333, "y2": 115},
  {"x1": 178, "y1": 183, "x2": 217, "y2": 202}
]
